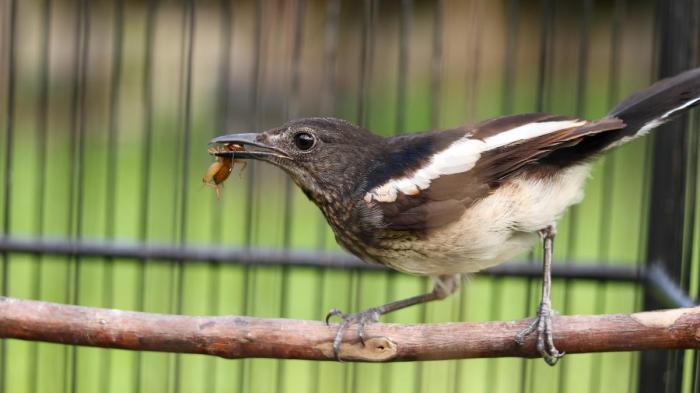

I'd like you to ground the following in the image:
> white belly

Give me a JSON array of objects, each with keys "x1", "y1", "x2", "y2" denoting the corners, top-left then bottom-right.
[{"x1": 381, "y1": 164, "x2": 591, "y2": 275}]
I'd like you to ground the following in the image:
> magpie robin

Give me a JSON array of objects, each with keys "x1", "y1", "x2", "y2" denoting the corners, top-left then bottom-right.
[{"x1": 211, "y1": 68, "x2": 700, "y2": 364}]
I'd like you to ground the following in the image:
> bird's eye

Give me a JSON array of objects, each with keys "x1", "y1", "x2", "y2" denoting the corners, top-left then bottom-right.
[{"x1": 293, "y1": 132, "x2": 316, "y2": 151}]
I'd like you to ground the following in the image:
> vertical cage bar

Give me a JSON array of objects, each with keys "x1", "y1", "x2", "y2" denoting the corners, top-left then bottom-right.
[
  {"x1": 414, "y1": 2, "x2": 442, "y2": 392},
  {"x1": 523, "y1": 1, "x2": 555, "y2": 391},
  {"x1": 629, "y1": 1, "x2": 661, "y2": 391},
  {"x1": 688, "y1": 9, "x2": 700, "y2": 393},
  {"x1": 381, "y1": 1, "x2": 412, "y2": 391},
  {"x1": 100, "y1": 0, "x2": 125, "y2": 389},
  {"x1": 429, "y1": 0, "x2": 443, "y2": 130},
  {"x1": 0, "y1": 0, "x2": 18, "y2": 391},
  {"x1": 591, "y1": 2, "x2": 625, "y2": 392},
  {"x1": 560, "y1": 0, "x2": 592, "y2": 387},
  {"x1": 242, "y1": 0, "x2": 263, "y2": 247},
  {"x1": 490, "y1": 0, "x2": 520, "y2": 390},
  {"x1": 278, "y1": 0, "x2": 305, "y2": 320},
  {"x1": 66, "y1": 0, "x2": 90, "y2": 390},
  {"x1": 640, "y1": 1, "x2": 694, "y2": 392},
  {"x1": 464, "y1": 0, "x2": 482, "y2": 122},
  {"x1": 204, "y1": 0, "x2": 233, "y2": 391},
  {"x1": 357, "y1": 0, "x2": 375, "y2": 128},
  {"x1": 172, "y1": 0, "x2": 195, "y2": 392},
  {"x1": 501, "y1": 0, "x2": 519, "y2": 115},
  {"x1": 29, "y1": 0, "x2": 52, "y2": 391},
  {"x1": 311, "y1": 1, "x2": 340, "y2": 391},
  {"x1": 134, "y1": 1, "x2": 158, "y2": 391},
  {"x1": 239, "y1": 1, "x2": 264, "y2": 390},
  {"x1": 457, "y1": 0, "x2": 484, "y2": 389},
  {"x1": 277, "y1": 1, "x2": 304, "y2": 391},
  {"x1": 349, "y1": 1, "x2": 377, "y2": 390},
  {"x1": 682, "y1": 1, "x2": 700, "y2": 390},
  {"x1": 395, "y1": 0, "x2": 411, "y2": 133},
  {"x1": 315, "y1": 0, "x2": 339, "y2": 250}
]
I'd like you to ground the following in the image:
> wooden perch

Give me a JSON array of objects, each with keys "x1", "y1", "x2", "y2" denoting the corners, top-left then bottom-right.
[{"x1": 0, "y1": 296, "x2": 698, "y2": 362}]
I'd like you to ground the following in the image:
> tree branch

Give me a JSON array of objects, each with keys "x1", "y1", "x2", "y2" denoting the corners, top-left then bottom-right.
[{"x1": 0, "y1": 296, "x2": 698, "y2": 362}]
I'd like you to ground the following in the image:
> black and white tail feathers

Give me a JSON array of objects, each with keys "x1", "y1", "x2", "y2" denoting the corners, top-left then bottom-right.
[
  {"x1": 608, "y1": 67, "x2": 700, "y2": 140},
  {"x1": 544, "y1": 67, "x2": 700, "y2": 166}
]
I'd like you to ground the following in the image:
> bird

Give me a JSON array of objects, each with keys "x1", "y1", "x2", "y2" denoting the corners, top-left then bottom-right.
[{"x1": 210, "y1": 67, "x2": 700, "y2": 365}]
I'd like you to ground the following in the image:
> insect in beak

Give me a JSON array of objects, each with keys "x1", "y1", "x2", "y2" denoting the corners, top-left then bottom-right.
[{"x1": 202, "y1": 143, "x2": 247, "y2": 199}]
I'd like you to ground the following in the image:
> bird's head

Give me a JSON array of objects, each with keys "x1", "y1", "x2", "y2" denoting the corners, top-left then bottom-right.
[{"x1": 209, "y1": 117, "x2": 384, "y2": 202}]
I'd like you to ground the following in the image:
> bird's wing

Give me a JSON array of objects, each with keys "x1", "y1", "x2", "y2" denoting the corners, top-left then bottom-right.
[{"x1": 368, "y1": 113, "x2": 625, "y2": 230}]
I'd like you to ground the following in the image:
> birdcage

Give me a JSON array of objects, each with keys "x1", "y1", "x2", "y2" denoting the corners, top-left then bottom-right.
[{"x1": 0, "y1": 0, "x2": 698, "y2": 392}]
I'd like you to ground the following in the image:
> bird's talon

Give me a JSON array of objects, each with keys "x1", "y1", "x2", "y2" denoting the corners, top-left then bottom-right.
[
  {"x1": 356, "y1": 308, "x2": 380, "y2": 345},
  {"x1": 325, "y1": 308, "x2": 343, "y2": 325},
  {"x1": 516, "y1": 302, "x2": 563, "y2": 365},
  {"x1": 514, "y1": 317, "x2": 538, "y2": 346},
  {"x1": 324, "y1": 307, "x2": 382, "y2": 360},
  {"x1": 544, "y1": 351, "x2": 564, "y2": 366},
  {"x1": 514, "y1": 335, "x2": 525, "y2": 346},
  {"x1": 357, "y1": 324, "x2": 367, "y2": 344}
]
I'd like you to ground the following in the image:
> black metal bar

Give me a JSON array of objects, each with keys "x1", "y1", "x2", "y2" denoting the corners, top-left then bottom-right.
[
  {"x1": 30, "y1": 0, "x2": 52, "y2": 392},
  {"x1": 173, "y1": 1, "x2": 195, "y2": 392},
  {"x1": 522, "y1": 1, "x2": 555, "y2": 390},
  {"x1": 239, "y1": 2, "x2": 264, "y2": 390},
  {"x1": 311, "y1": 2, "x2": 340, "y2": 392},
  {"x1": 591, "y1": 2, "x2": 626, "y2": 392},
  {"x1": 321, "y1": 0, "x2": 339, "y2": 119},
  {"x1": 464, "y1": 0, "x2": 482, "y2": 122},
  {"x1": 560, "y1": 0, "x2": 593, "y2": 388},
  {"x1": 0, "y1": 238, "x2": 693, "y2": 310},
  {"x1": 501, "y1": 0, "x2": 519, "y2": 115},
  {"x1": 0, "y1": 0, "x2": 18, "y2": 391},
  {"x1": 692, "y1": 8, "x2": 700, "y2": 391},
  {"x1": 279, "y1": 0, "x2": 305, "y2": 320},
  {"x1": 357, "y1": 0, "x2": 373, "y2": 128},
  {"x1": 277, "y1": 2, "x2": 305, "y2": 391},
  {"x1": 414, "y1": 2, "x2": 443, "y2": 389},
  {"x1": 349, "y1": 1, "x2": 377, "y2": 389},
  {"x1": 645, "y1": 265, "x2": 696, "y2": 308},
  {"x1": 67, "y1": 0, "x2": 90, "y2": 391},
  {"x1": 381, "y1": 2, "x2": 412, "y2": 391},
  {"x1": 395, "y1": 0, "x2": 411, "y2": 133},
  {"x1": 496, "y1": 0, "x2": 519, "y2": 389},
  {"x1": 458, "y1": 0, "x2": 483, "y2": 389},
  {"x1": 101, "y1": 0, "x2": 124, "y2": 390},
  {"x1": 316, "y1": 0, "x2": 340, "y2": 252},
  {"x1": 135, "y1": 1, "x2": 158, "y2": 391},
  {"x1": 640, "y1": 0, "x2": 695, "y2": 392},
  {"x1": 430, "y1": 0, "x2": 443, "y2": 130},
  {"x1": 0, "y1": 235, "x2": 649, "y2": 281},
  {"x1": 205, "y1": 0, "x2": 232, "y2": 391}
]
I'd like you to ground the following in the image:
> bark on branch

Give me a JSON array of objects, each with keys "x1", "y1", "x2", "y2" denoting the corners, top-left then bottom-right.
[{"x1": 0, "y1": 297, "x2": 698, "y2": 362}]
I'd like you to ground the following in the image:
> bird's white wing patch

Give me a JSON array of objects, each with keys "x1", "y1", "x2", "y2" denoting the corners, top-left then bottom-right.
[
  {"x1": 482, "y1": 120, "x2": 586, "y2": 149},
  {"x1": 365, "y1": 119, "x2": 586, "y2": 203}
]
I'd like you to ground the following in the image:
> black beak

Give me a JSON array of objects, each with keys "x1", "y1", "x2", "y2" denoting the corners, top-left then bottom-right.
[{"x1": 208, "y1": 133, "x2": 289, "y2": 160}]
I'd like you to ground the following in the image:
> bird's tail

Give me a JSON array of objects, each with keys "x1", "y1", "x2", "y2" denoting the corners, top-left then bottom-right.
[
  {"x1": 541, "y1": 68, "x2": 700, "y2": 166},
  {"x1": 608, "y1": 67, "x2": 700, "y2": 141}
]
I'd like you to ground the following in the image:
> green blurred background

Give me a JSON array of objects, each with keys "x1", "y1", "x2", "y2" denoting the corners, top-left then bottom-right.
[{"x1": 0, "y1": 0, "x2": 697, "y2": 392}]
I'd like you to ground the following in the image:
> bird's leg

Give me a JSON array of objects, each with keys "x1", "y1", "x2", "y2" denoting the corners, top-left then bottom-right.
[
  {"x1": 514, "y1": 225, "x2": 564, "y2": 365},
  {"x1": 325, "y1": 274, "x2": 460, "y2": 360}
]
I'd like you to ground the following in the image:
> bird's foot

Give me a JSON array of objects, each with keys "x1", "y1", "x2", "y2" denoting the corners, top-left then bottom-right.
[
  {"x1": 325, "y1": 307, "x2": 381, "y2": 360},
  {"x1": 514, "y1": 301, "x2": 564, "y2": 366}
]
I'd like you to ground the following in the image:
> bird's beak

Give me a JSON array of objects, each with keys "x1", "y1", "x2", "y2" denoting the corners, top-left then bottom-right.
[{"x1": 208, "y1": 133, "x2": 290, "y2": 160}]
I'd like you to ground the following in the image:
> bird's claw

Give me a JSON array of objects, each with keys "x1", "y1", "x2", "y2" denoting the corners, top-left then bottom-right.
[
  {"x1": 324, "y1": 307, "x2": 382, "y2": 360},
  {"x1": 324, "y1": 308, "x2": 344, "y2": 325},
  {"x1": 514, "y1": 301, "x2": 565, "y2": 366}
]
